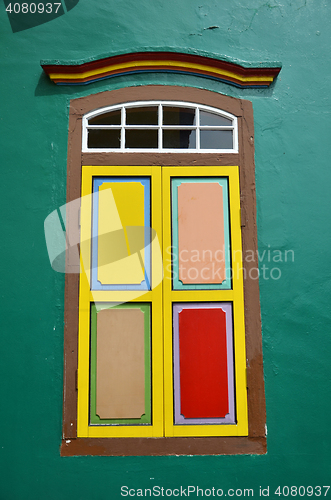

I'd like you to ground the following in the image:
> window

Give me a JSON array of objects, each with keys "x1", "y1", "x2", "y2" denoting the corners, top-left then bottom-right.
[
  {"x1": 62, "y1": 86, "x2": 266, "y2": 456},
  {"x1": 83, "y1": 102, "x2": 238, "y2": 153}
]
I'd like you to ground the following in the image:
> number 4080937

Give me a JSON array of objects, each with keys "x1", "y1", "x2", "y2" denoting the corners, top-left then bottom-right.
[
  {"x1": 6, "y1": 3, "x2": 62, "y2": 14},
  {"x1": 275, "y1": 486, "x2": 330, "y2": 497}
]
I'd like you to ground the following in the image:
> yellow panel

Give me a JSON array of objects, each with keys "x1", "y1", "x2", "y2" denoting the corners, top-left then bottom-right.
[
  {"x1": 77, "y1": 166, "x2": 164, "y2": 439},
  {"x1": 97, "y1": 181, "x2": 145, "y2": 285},
  {"x1": 106, "y1": 181, "x2": 144, "y2": 230},
  {"x1": 90, "y1": 290, "x2": 153, "y2": 303},
  {"x1": 77, "y1": 170, "x2": 93, "y2": 437},
  {"x1": 162, "y1": 166, "x2": 248, "y2": 438}
]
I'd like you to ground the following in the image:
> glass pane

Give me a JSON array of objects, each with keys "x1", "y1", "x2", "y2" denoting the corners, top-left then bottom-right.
[
  {"x1": 125, "y1": 129, "x2": 158, "y2": 148},
  {"x1": 200, "y1": 130, "x2": 233, "y2": 149},
  {"x1": 163, "y1": 107, "x2": 196, "y2": 126},
  {"x1": 88, "y1": 129, "x2": 121, "y2": 148},
  {"x1": 126, "y1": 107, "x2": 158, "y2": 125},
  {"x1": 200, "y1": 111, "x2": 232, "y2": 127},
  {"x1": 163, "y1": 129, "x2": 196, "y2": 149},
  {"x1": 88, "y1": 110, "x2": 121, "y2": 125}
]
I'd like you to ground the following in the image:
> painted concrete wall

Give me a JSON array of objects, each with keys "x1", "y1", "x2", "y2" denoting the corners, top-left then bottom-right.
[{"x1": 1, "y1": 0, "x2": 330, "y2": 497}]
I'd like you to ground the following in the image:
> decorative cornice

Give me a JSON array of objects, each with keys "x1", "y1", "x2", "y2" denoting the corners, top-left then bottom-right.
[{"x1": 41, "y1": 51, "x2": 281, "y2": 88}]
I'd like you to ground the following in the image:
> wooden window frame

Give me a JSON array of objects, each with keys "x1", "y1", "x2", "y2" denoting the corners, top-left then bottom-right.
[{"x1": 62, "y1": 85, "x2": 266, "y2": 456}]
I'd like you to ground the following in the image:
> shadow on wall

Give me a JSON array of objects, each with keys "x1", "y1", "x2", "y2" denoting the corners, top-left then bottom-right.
[{"x1": 4, "y1": 0, "x2": 79, "y2": 33}]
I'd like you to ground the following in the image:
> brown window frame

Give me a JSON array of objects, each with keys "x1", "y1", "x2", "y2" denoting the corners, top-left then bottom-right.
[{"x1": 62, "y1": 85, "x2": 266, "y2": 456}]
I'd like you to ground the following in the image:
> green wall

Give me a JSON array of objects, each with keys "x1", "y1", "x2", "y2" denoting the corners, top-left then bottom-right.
[{"x1": 1, "y1": 0, "x2": 330, "y2": 498}]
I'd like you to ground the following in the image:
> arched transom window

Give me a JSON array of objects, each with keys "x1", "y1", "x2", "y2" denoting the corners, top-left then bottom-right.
[{"x1": 83, "y1": 101, "x2": 238, "y2": 153}]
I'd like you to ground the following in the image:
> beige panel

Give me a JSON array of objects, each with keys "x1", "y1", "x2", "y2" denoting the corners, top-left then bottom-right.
[
  {"x1": 96, "y1": 308, "x2": 145, "y2": 419},
  {"x1": 178, "y1": 182, "x2": 225, "y2": 284}
]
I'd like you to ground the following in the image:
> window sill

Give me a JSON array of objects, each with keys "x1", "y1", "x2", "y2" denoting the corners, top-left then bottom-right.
[{"x1": 61, "y1": 436, "x2": 267, "y2": 457}]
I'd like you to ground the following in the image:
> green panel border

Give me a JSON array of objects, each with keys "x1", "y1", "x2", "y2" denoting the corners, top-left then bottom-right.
[
  {"x1": 171, "y1": 177, "x2": 231, "y2": 290},
  {"x1": 90, "y1": 303, "x2": 151, "y2": 425}
]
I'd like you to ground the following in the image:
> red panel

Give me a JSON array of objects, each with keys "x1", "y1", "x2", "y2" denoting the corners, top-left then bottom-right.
[{"x1": 179, "y1": 308, "x2": 229, "y2": 418}]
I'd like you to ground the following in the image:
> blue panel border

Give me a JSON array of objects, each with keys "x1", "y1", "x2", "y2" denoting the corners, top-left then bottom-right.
[{"x1": 91, "y1": 176, "x2": 151, "y2": 291}]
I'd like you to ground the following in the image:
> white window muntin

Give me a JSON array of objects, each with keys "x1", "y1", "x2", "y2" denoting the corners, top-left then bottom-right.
[{"x1": 82, "y1": 101, "x2": 238, "y2": 153}]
